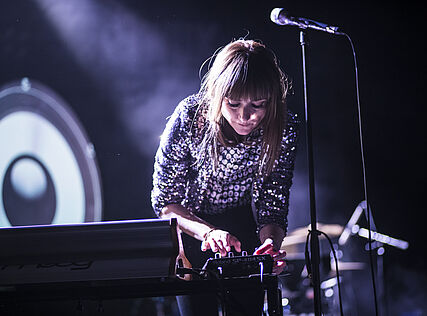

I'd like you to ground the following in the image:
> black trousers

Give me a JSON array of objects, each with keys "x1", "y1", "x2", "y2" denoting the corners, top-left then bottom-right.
[{"x1": 177, "y1": 205, "x2": 265, "y2": 316}]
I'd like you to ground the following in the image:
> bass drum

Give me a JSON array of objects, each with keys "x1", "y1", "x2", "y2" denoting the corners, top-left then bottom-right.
[{"x1": 0, "y1": 78, "x2": 102, "y2": 227}]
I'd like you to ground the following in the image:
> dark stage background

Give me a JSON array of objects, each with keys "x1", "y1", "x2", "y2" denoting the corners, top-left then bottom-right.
[{"x1": 0, "y1": 1, "x2": 426, "y2": 315}]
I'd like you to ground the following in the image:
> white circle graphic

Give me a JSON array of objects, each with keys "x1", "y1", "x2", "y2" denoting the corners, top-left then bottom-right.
[
  {"x1": 0, "y1": 111, "x2": 85, "y2": 226},
  {"x1": 10, "y1": 157, "x2": 48, "y2": 199}
]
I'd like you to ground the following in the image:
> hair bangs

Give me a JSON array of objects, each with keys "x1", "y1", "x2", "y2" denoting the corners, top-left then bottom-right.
[{"x1": 226, "y1": 56, "x2": 276, "y2": 102}]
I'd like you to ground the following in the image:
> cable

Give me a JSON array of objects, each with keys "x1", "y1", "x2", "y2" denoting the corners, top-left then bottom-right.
[
  {"x1": 341, "y1": 32, "x2": 379, "y2": 316},
  {"x1": 304, "y1": 229, "x2": 344, "y2": 316},
  {"x1": 176, "y1": 267, "x2": 228, "y2": 314},
  {"x1": 320, "y1": 231, "x2": 344, "y2": 316},
  {"x1": 178, "y1": 266, "x2": 258, "y2": 316}
]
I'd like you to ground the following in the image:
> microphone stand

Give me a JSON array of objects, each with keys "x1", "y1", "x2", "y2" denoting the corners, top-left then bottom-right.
[{"x1": 300, "y1": 30, "x2": 323, "y2": 316}]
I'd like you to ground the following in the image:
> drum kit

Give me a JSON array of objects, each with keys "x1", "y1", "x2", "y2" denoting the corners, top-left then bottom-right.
[
  {"x1": 278, "y1": 216, "x2": 408, "y2": 315},
  {"x1": 279, "y1": 222, "x2": 365, "y2": 315}
]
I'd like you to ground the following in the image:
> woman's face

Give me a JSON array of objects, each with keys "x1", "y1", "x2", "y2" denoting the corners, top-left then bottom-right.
[{"x1": 221, "y1": 97, "x2": 267, "y2": 135}]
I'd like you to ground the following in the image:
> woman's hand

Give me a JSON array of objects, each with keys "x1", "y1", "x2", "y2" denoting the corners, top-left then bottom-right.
[
  {"x1": 201, "y1": 229, "x2": 242, "y2": 257},
  {"x1": 253, "y1": 238, "x2": 286, "y2": 275}
]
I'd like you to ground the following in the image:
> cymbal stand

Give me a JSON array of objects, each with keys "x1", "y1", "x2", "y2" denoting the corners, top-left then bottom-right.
[{"x1": 338, "y1": 200, "x2": 409, "y2": 316}]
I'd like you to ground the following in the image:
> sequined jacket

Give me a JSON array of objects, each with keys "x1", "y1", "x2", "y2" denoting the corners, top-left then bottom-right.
[{"x1": 151, "y1": 94, "x2": 299, "y2": 234}]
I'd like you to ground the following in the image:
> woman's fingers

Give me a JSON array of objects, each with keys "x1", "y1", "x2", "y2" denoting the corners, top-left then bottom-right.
[
  {"x1": 254, "y1": 239, "x2": 274, "y2": 255},
  {"x1": 219, "y1": 233, "x2": 242, "y2": 255},
  {"x1": 253, "y1": 241, "x2": 287, "y2": 275},
  {"x1": 273, "y1": 261, "x2": 286, "y2": 275},
  {"x1": 272, "y1": 251, "x2": 287, "y2": 275},
  {"x1": 208, "y1": 239, "x2": 219, "y2": 253},
  {"x1": 201, "y1": 230, "x2": 242, "y2": 256},
  {"x1": 201, "y1": 240, "x2": 208, "y2": 251},
  {"x1": 220, "y1": 236, "x2": 231, "y2": 252},
  {"x1": 229, "y1": 236, "x2": 242, "y2": 252},
  {"x1": 272, "y1": 249, "x2": 287, "y2": 260},
  {"x1": 216, "y1": 239, "x2": 228, "y2": 257}
]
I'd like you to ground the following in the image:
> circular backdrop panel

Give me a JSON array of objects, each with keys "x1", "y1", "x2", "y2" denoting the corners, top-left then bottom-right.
[{"x1": 0, "y1": 78, "x2": 102, "y2": 227}]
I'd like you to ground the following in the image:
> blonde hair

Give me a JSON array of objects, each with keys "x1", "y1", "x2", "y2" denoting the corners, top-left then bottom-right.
[{"x1": 197, "y1": 39, "x2": 289, "y2": 176}]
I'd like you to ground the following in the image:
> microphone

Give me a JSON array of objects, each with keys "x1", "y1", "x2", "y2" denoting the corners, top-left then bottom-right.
[{"x1": 270, "y1": 8, "x2": 343, "y2": 35}]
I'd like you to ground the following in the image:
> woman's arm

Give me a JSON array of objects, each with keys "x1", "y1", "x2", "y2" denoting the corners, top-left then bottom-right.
[
  {"x1": 259, "y1": 223, "x2": 285, "y2": 251},
  {"x1": 252, "y1": 112, "x2": 299, "y2": 274},
  {"x1": 160, "y1": 204, "x2": 241, "y2": 256},
  {"x1": 253, "y1": 111, "x2": 299, "y2": 243},
  {"x1": 160, "y1": 204, "x2": 214, "y2": 240}
]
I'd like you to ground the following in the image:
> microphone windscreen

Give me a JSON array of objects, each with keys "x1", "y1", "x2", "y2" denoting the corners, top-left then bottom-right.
[{"x1": 270, "y1": 8, "x2": 284, "y2": 24}]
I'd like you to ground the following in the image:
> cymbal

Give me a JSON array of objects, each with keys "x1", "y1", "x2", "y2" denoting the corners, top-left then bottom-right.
[
  {"x1": 331, "y1": 261, "x2": 365, "y2": 271},
  {"x1": 281, "y1": 223, "x2": 344, "y2": 251}
]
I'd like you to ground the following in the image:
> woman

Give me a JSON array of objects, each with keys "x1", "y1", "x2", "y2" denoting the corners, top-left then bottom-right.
[{"x1": 151, "y1": 39, "x2": 299, "y2": 315}]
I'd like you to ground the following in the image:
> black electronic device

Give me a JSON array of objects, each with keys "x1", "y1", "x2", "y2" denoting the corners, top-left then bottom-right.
[{"x1": 202, "y1": 253, "x2": 273, "y2": 278}]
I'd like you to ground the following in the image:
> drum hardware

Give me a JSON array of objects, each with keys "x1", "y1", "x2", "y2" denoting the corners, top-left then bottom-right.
[
  {"x1": 280, "y1": 201, "x2": 410, "y2": 315},
  {"x1": 330, "y1": 261, "x2": 365, "y2": 271}
]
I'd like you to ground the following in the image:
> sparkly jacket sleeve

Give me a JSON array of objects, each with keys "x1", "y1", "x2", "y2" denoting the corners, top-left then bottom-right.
[
  {"x1": 151, "y1": 99, "x2": 192, "y2": 216},
  {"x1": 252, "y1": 112, "x2": 299, "y2": 235}
]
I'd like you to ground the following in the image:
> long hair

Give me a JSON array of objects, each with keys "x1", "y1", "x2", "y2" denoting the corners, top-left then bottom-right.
[{"x1": 197, "y1": 39, "x2": 289, "y2": 176}]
